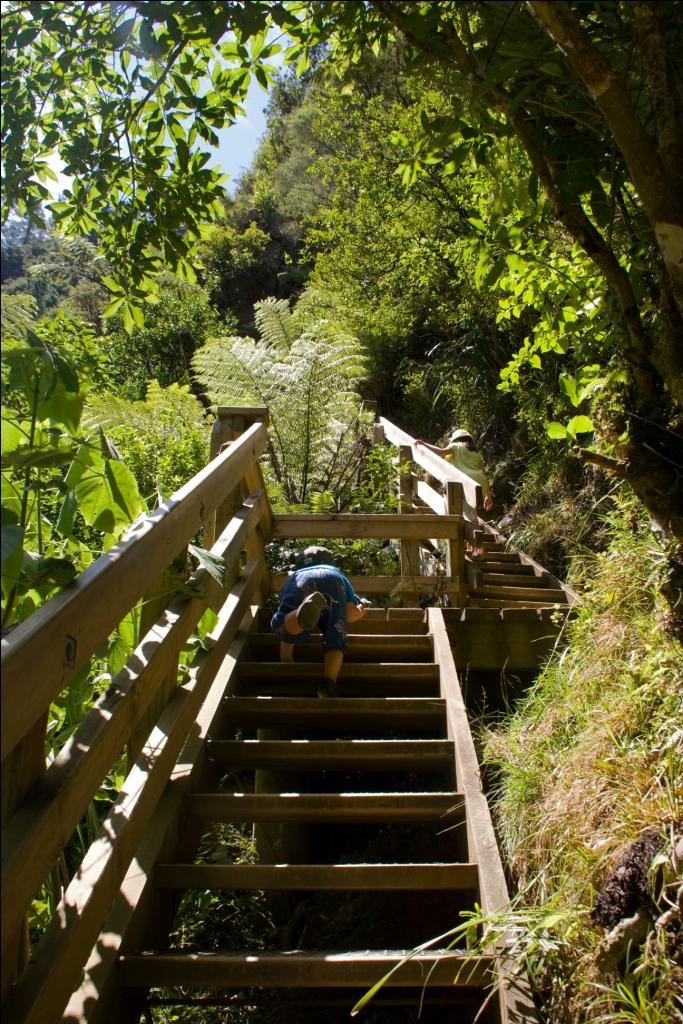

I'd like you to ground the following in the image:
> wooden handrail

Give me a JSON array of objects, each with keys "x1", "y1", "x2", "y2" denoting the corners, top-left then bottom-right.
[
  {"x1": 271, "y1": 513, "x2": 462, "y2": 539},
  {"x1": 378, "y1": 416, "x2": 483, "y2": 509},
  {"x1": 1, "y1": 419, "x2": 270, "y2": 1011},
  {"x1": 1, "y1": 493, "x2": 267, "y2": 972},
  {"x1": 1, "y1": 420, "x2": 267, "y2": 762}
]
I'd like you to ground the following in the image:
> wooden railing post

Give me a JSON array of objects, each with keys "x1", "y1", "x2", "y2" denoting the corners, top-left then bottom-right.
[
  {"x1": 444, "y1": 481, "x2": 467, "y2": 607},
  {"x1": 206, "y1": 403, "x2": 270, "y2": 561},
  {"x1": 0, "y1": 715, "x2": 47, "y2": 1000},
  {"x1": 399, "y1": 445, "x2": 421, "y2": 601}
]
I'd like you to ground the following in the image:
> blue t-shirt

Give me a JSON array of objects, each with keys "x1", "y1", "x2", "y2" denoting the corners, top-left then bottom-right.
[{"x1": 292, "y1": 564, "x2": 358, "y2": 603}]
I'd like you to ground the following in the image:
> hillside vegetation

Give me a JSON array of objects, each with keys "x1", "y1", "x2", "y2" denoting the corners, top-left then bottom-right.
[{"x1": 2, "y1": 4, "x2": 682, "y2": 1022}]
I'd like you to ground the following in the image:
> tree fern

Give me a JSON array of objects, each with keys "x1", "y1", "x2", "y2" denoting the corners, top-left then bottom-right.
[
  {"x1": 253, "y1": 297, "x2": 296, "y2": 353},
  {"x1": 192, "y1": 297, "x2": 369, "y2": 506}
]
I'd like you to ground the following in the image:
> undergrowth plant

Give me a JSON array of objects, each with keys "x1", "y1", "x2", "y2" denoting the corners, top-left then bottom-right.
[{"x1": 482, "y1": 491, "x2": 683, "y2": 1024}]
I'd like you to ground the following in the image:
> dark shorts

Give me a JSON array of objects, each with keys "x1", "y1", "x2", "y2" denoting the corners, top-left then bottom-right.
[{"x1": 271, "y1": 567, "x2": 349, "y2": 652}]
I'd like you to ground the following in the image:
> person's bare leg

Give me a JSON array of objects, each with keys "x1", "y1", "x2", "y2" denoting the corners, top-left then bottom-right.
[
  {"x1": 283, "y1": 609, "x2": 304, "y2": 636},
  {"x1": 324, "y1": 649, "x2": 344, "y2": 683},
  {"x1": 280, "y1": 641, "x2": 294, "y2": 662}
]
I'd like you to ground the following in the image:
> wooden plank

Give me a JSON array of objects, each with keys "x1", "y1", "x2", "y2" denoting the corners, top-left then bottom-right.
[
  {"x1": 185, "y1": 791, "x2": 466, "y2": 824},
  {"x1": 155, "y1": 861, "x2": 478, "y2": 890},
  {"x1": 222, "y1": 696, "x2": 446, "y2": 729},
  {"x1": 429, "y1": 609, "x2": 509, "y2": 912},
  {"x1": 428, "y1": 608, "x2": 540, "y2": 1024},
  {"x1": 0, "y1": 715, "x2": 46, "y2": 1000},
  {"x1": 470, "y1": 597, "x2": 566, "y2": 610},
  {"x1": 1, "y1": 421, "x2": 268, "y2": 762},
  {"x1": 458, "y1": 608, "x2": 502, "y2": 623},
  {"x1": 2, "y1": 561, "x2": 264, "y2": 1024},
  {"x1": 118, "y1": 950, "x2": 494, "y2": 989},
  {"x1": 471, "y1": 585, "x2": 568, "y2": 602},
  {"x1": 235, "y1": 663, "x2": 440, "y2": 698},
  {"x1": 481, "y1": 573, "x2": 547, "y2": 587},
  {"x1": 271, "y1": 513, "x2": 463, "y2": 540},
  {"x1": 269, "y1": 574, "x2": 459, "y2": 596},
  {"x1": 1, "y1": 496, "x2": 266, "y2": 971},
  {"x1": 247, "y1": 632, "x2": 434, "y2": 662},
  {"x1": 475, "y1": 552, "x2": 520, "y2": 563},
  {"x1": 237, "y1": 662, "x2": 438, "y2": 682},
  {"x1": 63, "y1": 610, "x2": 258, "y2": 1024},
  {"x1": 378, "y1": 417, "x2": 482, "y2": 509},
  {"x1": 499, "y1": 608, "x2": 542, "y2": 622},
  {"x1": 415, "y1": 478, "x2": 446, "y2": 515},
  {"x1": 482, "y1": 562, "x2": 535, "y2": 574},
  {"x1": 207, "y1": 738, "x2": 453, "y2": 770}
]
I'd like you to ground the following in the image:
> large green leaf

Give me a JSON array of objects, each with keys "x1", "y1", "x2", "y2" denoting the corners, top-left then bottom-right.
[{"x1": 73, "y1": 445, "x2": 146, "y2": 539}]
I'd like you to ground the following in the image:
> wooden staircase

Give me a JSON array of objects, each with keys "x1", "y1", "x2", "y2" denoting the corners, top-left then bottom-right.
[
  {"x1": 2, "y1": 411, "x2": 554, "y2": 1024},
  {"x1": 465, "y1": 530, "x2": 574, "y2": 610},
  {"x1": 114, "y1": 608, "x2": 535, "y2": 1022}
]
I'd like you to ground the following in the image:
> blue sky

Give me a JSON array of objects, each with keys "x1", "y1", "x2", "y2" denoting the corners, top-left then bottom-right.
[{"x1": 216, "y1": 75, "x2": 271, "y2": 193}]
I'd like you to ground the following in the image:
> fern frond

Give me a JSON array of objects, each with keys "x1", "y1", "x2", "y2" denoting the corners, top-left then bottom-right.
[
  {"x1": 254, "y1": 298, "x2": 295, "y2": 352},
  {"x1": 1, "y1": 293, "x2": 38, "y2": 339},
  {"x1": 192, "y1": 336, "x2": 279, "y2": 408}
]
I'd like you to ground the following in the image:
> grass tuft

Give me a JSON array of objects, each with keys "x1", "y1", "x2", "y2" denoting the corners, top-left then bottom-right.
[{"x1": 483, "y1": 493, "x2": 683, "y2": 1023}]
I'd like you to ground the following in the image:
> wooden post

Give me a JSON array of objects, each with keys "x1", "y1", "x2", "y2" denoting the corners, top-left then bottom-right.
[
  {"x1": 444, "y1": 481, "x2": 467, "y2": 608},
  {"x1": 0, "y1": 715, "x2": 47, "y2": 1000},
  {"x1": 208, "y1": 408, "x2": 271, "y2": 602},
  {"x1": 399, "y1": 446, "x2": 420, "y2": 603},
  {"x1": 372, "y1": 422, "x2": 385, "y2": 446}
]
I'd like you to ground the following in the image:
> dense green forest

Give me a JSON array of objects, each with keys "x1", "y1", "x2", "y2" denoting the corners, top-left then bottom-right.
[{"x1": 1, "y1": 3, "x2": 681, "y2": 1022}]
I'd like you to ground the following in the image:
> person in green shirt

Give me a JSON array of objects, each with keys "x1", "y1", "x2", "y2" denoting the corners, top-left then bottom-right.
[{"x1": 414, "y1": 428, "x2": 493, "y2": 559}]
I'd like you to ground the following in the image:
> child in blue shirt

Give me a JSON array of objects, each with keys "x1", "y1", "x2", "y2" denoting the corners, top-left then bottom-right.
[{"x1": 271, "y1": 546, "x2": 369, "y2": 697}]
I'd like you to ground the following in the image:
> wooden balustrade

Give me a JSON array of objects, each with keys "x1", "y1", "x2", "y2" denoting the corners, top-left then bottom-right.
[
  {"x1": 0, "y1": 414, "x2": 269, "y2": 1012},
  {"x1": 376, "y1": 416, "x2": 472, "y2": 604},
  {"x1": 1, "y1": 406, "x2": 476, "y2": 1021}
]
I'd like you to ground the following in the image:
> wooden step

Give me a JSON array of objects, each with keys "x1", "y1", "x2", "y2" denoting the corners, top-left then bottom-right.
[
  {"x1": 207, "y1": 738, "x2": 453, "y2": 771},
  {"x1": 184, "y1": 791, "x2": 465, "y2": 823},
  {"x1": 222, "y1": 696, "x2": 446, "y2": 729},
  {"x1": 247, "y1": 633, "x2": 434, "y2": 662},
  {"x1": 480, "y1": 572, "x2": 548, "y2": 587},
  {"x1": 155, "y1": 861, "x2": 478, "y2": 891},
  {"x1": 473, "y1": 551, "x2": 520, "y2": 563},
  {"x1": 470, "y1": 585, "x2": 568, "y2": 602},
  {"x1": 479, "y1": 561, "x2": 533, "y2": 574},
  {"x1": 469, "y1": 597, "x2": 568, "y2": 609},
  {"x1": 257, "y1": 608, "x2": 429, "y2": 636},
  {"x1": 118, "y1": 949, "x2": 495, "y2": 988},
  {"x1": 236, "y1": 662, "x2": 440, "y2": 697}
]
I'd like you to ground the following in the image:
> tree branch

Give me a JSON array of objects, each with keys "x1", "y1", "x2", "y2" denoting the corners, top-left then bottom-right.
[
  {"x1": 526, "y1": 1, "x2": 683, "y2": 318},
  {"x1": 576, "y1": 448, "x2": 627, "y2": 476}
]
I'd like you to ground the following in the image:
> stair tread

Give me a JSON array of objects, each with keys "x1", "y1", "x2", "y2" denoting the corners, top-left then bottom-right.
[
  {"x1": 208, "y1": 737, "x2": 452, "y2": 769},
  {"x1": 478, "y1": 563, "x2": 534, "y2": 574},
  {"x1": 471, "y1": 585, "x2": 567, "y2": 601},
  {"x1": 185, "y1": 790, "x2": 465, "y2": 822},
  {"x1": 480, "y1": 572, "x2": 547, "y2": 586},
  {"x1": 118, "y1": 949, "x2": 495, "y2": 988},
  {"x1": 248, "y1": 634, "x2": 434, "y2": 662},
  {"x1": 223, "y1": 696, "x2": 445, "y2": 727},
  {"x1": 236, "y1": 662, "x2": 440, "y2": 697},
  {"x1": 155, "y1": 861, "x2": 479, "y2": 889}
]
